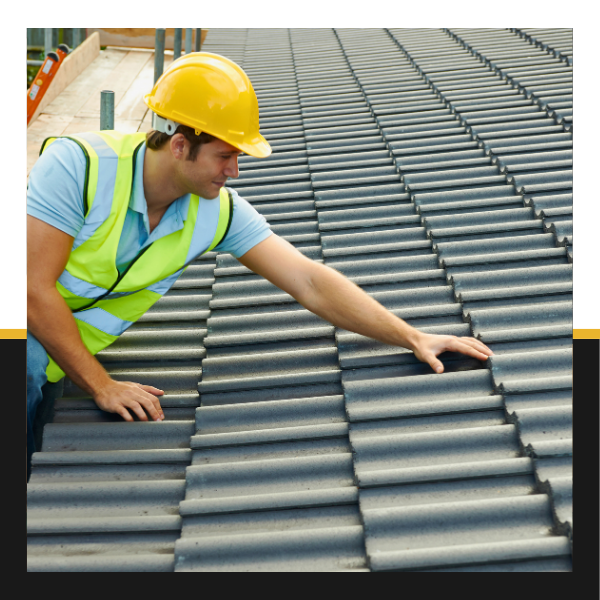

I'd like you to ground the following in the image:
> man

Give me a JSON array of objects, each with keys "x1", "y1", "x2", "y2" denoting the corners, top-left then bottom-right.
[{"x1": 27, "y1": 52, "x2": 492, "y2": 476}]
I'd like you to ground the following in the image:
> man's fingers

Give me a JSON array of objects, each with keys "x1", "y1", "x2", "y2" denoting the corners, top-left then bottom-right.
[
  {"x1": 136, "y1": 388, "x2": 164, "y2": 420},
  {"x1": 137, "y1": 384, "x2": 165, "y2": 396},
  {"x1": 136, "y1": 394, "x2": 163, "y2": 422},
  {"x1": 459, "y1": 337, "x2": 493, "y2": 356},
  {"x1": 450, "y1": 339, "x2": 491, "y2": 361},
  {"x1": 125, "y1": 400, "x2": 149, "y2": 422},
  {"x1": 422, "y1": 351, "x2": 444, "y2": 374},
  {"x1": 115, "y1": 405, "x2": 134, "y2": 422}
]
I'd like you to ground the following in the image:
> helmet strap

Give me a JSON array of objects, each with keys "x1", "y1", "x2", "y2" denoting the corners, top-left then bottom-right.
[{"x1": 152, "y1": 113, "x2": 181, "y2": 135}]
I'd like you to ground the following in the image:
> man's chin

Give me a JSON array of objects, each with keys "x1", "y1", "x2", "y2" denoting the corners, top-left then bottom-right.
[{"x1": 195, "y1": 184, "x2": 223, "y2": 199}]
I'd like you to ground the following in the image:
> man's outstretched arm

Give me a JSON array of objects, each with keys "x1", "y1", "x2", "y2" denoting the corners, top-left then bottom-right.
[
  {"x1": 27, "y1": 215, "x2": 165, "y2": 421},
  {"x1": 238, "y1": 234, "x2": 492, "y2": 373}
]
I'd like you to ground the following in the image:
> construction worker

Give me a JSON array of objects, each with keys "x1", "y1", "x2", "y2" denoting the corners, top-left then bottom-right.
[{"x1": 27, "y1": 52, "x2": 492, "y2": 478}]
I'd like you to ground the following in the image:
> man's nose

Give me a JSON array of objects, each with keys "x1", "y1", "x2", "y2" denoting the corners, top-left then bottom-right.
[{"x1": 224, "y1": 156, "x2": 239, "y2": 179}]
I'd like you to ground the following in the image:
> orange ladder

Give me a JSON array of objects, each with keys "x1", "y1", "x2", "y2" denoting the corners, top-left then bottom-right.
[{"x1": 27, "y1": 44, "x2": 70, "y2": 125}]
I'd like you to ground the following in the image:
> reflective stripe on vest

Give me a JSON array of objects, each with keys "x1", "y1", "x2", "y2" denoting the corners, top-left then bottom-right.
[{"x1": 40, "y1": 131, "x2": 233, "y2": 382}]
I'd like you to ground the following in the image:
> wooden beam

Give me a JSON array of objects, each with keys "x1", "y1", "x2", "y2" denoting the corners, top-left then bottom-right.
[{"x1": 88, "y1": 28, "x2": 208, "y2": 50}]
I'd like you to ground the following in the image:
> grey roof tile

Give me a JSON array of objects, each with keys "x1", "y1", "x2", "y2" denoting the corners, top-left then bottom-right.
[
  {"x1": 465, "y1": 300, "x2": 572, "y2": 337},
  {"x1": 343, "y1": 368, "x2": 493, "y2": 423},
  {"x1": 28, "y1": 551, "x2": 177, "y2": 572},
  {"x1": 418, "y1": 195, "x2": 524, "y2": 215},
  {"x1": 451, "y1": 263, "x2": 572, "y2": 293},
  {"x1": 180, "y1": 486, "x2": 358, "y2": 518},
  {"x1": 28, "y1": 479, "x2": 185, "y2": 521},
  {"x1": 190, "y1": 436, "x2": 351, "y2": 470},
  {"x1": 200, "y1": 345, "x2": 340, "y2": 382},
  {"x1": 534, "y1": 456, "x2": 572, "y2": 481},
  {"x1": 444, "y1": 249, "x2": 568, "y2": 275},
  {"x1": 41, "y1": 421, "x2": 196, "y2": 452},
  {"x1": 351, "y1": 421, "x2": 519, "y2": 476},
  {"x1": 359, "y1": 470, "x2": 535, "y2": 509},
  {"x1": 435, "y1": 232, "x2": 557, "y2": 258},
  {"x1": 206, "y1": 306, "x2": 329, "y2": 338},
  {"x1": 195, "y1": 395, "x2": 346, "y2": 434},
  {"x1": 509, "y1": 405, "x2": 572, "y2": 449},
  {"x1": 185, "y1": 453, "x2": 354, "y2": 499},
  {"x1": 364, "y1": 499, "x2": 567, "y2": 572},
  {"x1": 174, "y1": 523, "x2": 367, "y2": 571},
  {"x1": 489, "y1": 348, "x2": 572, "y2": 392},
  {"x1": 503, "y1": 388, "x2": 572, "y2": 413},
  {"x1": 200, "y1": 381, "x2": 344, "y2": 408}
]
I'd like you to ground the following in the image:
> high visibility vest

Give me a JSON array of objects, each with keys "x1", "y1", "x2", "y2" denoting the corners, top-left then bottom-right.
[{"x1": 39, "y1": 131, "x2": 233, "y2": 382}]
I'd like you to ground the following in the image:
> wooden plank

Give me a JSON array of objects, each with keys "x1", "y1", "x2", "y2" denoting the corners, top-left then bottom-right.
[
  {"x1": 92, "y1": 50, "x2": 152, "y2": 95},
  {"x1": 41, "y1": 49, "x2": 129, "y2": 117},
  {"x1": 59, "y1": 116, "x2": 100, "y2": 135},
  {"x1": 76, "y1": 89, "x2": 126, "y2": 119},
  {"x1": 28, "y1": 32, "x2": 101, "y2": 126},
  {"x1": 115, "y1": 56, "x2": 173, "y2": 122},
  {"x1": 88, "y1": 28, "x2": 208, "y2": 50},
  {"x1": 75, "y1": 51, "x2": 153, "y2": 118}
]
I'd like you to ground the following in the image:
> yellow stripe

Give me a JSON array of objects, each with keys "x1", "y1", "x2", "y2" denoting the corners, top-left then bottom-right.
[
  {"x1": 0, "y1": 329, "x2": 27, "y2": 339},
  {"x1": 573, "y1": 329, "x2": 600, "y2": 339}
]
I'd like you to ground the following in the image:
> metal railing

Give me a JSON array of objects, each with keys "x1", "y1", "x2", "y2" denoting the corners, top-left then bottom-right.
[
  {"x1": 27, "y1": 28, "x2": 86, "y2": 66},
  {"x1": 153, "y1": 28, "x2": 202, "y2": 83}
]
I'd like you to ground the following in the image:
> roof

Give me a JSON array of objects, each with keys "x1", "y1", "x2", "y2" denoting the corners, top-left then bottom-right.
[{"x1": 27, "y1": 27, "x2": 572, "y2": 572}]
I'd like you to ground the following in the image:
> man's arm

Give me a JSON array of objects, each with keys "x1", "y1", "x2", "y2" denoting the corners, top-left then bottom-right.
[
  {"x1": 237, "y1": 234, "x2": 492, "y2": 373},
  {"x1": 27, "y1": 215, "x2": 164, "y2": 421}
]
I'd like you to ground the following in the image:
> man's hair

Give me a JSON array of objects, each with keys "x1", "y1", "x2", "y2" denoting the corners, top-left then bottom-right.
[{"x1": 146, "y1": 125, "x2": 217, "y2": 161}]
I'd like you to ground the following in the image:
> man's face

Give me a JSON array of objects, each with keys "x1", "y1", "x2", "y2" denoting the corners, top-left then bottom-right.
[{"x1": 178, "y1": 137, "x2": 242, "y2": 199}]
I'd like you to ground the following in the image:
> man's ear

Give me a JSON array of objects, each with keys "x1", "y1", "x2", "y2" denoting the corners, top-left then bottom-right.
[{"x1": 169, "y1": 133, "x2": 187, "y2": 160}]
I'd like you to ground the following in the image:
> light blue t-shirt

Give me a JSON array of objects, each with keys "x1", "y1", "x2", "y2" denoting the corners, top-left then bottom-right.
[{"x1": 27, "y1": 138, "x2": 272, "y2": 273}]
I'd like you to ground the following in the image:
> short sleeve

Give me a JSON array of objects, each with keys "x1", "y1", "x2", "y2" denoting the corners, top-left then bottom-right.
[
  {"x1": 213, "y1": 187, "x2": 273, "y2": 257},
  {"x1": 27, "y1": 138, "x2": 86, "y2": 238}
]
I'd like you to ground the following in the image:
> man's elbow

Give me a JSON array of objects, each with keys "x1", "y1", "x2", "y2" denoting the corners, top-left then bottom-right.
[
  {"x1": 289, "y1": 261, "x2": 333, "y2": 310},
  {"x1": 27, "y1": 282, "x2": 56, "y2": 315}
]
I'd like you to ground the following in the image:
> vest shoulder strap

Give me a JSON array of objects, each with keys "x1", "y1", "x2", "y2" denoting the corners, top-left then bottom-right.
[
  {"x1": 39, "y1": 132, "x2": 145, "y2": 217},
  {"x1": 204, "y1": 187, "x2": 234, "y2": 254}
]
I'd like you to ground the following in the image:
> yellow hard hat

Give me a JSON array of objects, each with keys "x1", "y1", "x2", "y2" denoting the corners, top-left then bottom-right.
[{"x1": 144, "y1": 52, "x2": 271, "y2": 158}]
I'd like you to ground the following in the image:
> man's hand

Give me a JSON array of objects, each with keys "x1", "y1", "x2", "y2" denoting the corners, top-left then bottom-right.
[
  {"x1": 93, "y1": 380, "x2": 165, "y2": 422},
  {"x1": 410, "y1": 333, "x2": 493, "y2": 374}
]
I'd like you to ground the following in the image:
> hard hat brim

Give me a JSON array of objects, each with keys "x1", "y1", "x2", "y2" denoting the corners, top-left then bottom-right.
[{"x1": 235, "y1": 134, "x2": 272, "y2": 158}]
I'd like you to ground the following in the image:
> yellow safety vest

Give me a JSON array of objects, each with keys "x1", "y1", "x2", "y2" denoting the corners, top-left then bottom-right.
[{"x1": 39, "y1": 130, "x2": 232, "y2": 382}]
